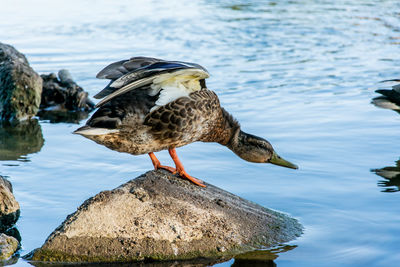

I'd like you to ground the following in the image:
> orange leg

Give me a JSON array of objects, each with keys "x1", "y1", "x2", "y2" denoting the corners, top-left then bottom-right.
[
  {"x1": 168, "y1": 148, "x2": 206, "y2": 187},
  {"x1": 148, "y1": 152, "x2": 176, "y2": 173}
]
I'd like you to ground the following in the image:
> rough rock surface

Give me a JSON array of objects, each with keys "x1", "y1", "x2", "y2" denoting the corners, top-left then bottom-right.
[
  {"x1": 0, "y1": 176, "x2": 20, "y2": 232},
  {"x1": 0, "y1": 42, "x2": 42, "y2": 122},
  {"x1": 0, "y1": 233, "x2": 18, "y2": 260},
  {"x1": 31, "y1": 170, "x2": 302, "y2": 263},
  {"x1": 38, "y1": 70, "x2": 94, "y2": 123}
]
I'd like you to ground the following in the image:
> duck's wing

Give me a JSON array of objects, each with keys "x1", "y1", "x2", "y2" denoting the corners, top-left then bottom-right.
[{"x1": 94, "y1": 57, "x2": 210, "y2": 108}]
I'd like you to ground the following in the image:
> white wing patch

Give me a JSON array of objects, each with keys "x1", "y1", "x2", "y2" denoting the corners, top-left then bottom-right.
[{"x1": 145, "y1": 69, "x2": 207, "y2": 112}]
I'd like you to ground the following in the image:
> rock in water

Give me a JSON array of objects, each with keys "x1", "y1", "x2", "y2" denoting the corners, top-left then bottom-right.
[
  {"x1": 37, "y1": 70, "x2": 94, "y2": 123},
  {"x1": 39, "y1": 70, "x2": 94, "y2": 112},
  {"x1": 0, "y1": 42, "x2": 42, "y2": 122},
  {"x1": 0, "y1": 233, "x2": 18, "y2": 260},
  {"x1": 0, "y1": 176, "x2": 20, "y2": 232},
  {"x1": 30, "y1": 170, "x2": 302, "y2": 263}
]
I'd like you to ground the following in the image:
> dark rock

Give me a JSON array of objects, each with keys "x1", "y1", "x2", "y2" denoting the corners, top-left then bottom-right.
[
  {"x1": 4, "y1": 227, "x2": 21, "y2": 243},
  {"x1": 38, "y1": 69, "x2": 94, "y2": 122},
  {"x1": 372, "y1": 79, "x2": 400, "y2": 112},
  {"x1": 0, "y1": 176, "x2": 20, "y2": 232},
  {"x1": 0, "y1": 42, "x2": 42, "y2": 122},
  {"x1": 37, "y1": 69, "x2": 94, "y2": 123},
  {"x1": 30, "y1": 170, "x2": 302, "y2": 263},
  {"x1": 0, "y1": 119, "x2": 44, "y2": 161}
]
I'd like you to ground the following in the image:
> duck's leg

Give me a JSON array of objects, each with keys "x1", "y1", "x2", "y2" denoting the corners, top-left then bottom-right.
[
  {"x1": 148, "y1": 152, "x2": 176, "y2": 173},
  {"x1": 168, "y1": 148, "x2": 206, "y2": 187}
]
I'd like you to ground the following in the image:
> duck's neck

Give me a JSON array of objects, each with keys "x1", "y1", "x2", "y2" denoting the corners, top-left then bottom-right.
[
  {"x1": 216, "y1": 108, "x2": 241, "y2": 146},
  {"x1": 226, "y1": 128, "x2": 248, "y2": 156}
]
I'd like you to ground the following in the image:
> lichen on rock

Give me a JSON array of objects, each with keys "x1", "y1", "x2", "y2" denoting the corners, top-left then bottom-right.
[
  {"x1": 30, "y1": 170, "x2": 302, "y2": 263},
  {"x1": 0, "y1": 233, "x2": 18, "y2": 261}
]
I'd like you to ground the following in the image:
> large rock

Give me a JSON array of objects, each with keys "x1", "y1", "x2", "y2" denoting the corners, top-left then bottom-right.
[
  {"x1": 0, "y1": 176, "x2": 20, "y2": 232},
  {"x1": 0, "y1": 233, "x2": 18, "y2": 260},
  {"x1": 0, "y1": 42, "x2": 42, "y2": 122},
  {"x1": 30, "y1": 170, "x2": 302, "y2": 263}
]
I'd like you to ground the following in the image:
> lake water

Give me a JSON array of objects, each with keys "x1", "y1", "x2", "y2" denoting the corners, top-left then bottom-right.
[{"x1": 1, "y1": 0, "x2": 400, "y2": 266}]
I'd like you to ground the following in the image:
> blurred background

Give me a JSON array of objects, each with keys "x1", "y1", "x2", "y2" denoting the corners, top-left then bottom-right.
[{"x1": 0, "y1": 0, "x2": 400, "y2": 266}]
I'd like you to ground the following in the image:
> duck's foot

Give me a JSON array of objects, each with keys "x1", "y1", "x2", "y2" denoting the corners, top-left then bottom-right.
[
  {"x1": 148, "y1": 152, "x2": 176, "y2": 173},
  {"x1": 168, "y1": 148, "x2": 206, "y2": 188},
  {"x1": 174, "y1": 169, "x2": 206, "y2": 187}
]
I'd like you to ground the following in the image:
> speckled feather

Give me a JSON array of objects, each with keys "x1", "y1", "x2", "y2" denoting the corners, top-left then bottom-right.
[{"x1": 80, "y1": 88, "x2": 239, "y2": 155}]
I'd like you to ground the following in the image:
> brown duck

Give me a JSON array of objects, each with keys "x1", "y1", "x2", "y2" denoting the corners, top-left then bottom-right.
[{"x1": 74, "y1": 57, "x2": 298, "y2": 187}]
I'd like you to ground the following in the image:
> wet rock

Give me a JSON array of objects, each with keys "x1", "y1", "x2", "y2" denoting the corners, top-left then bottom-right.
[
  {"x1": 0, "y1": 42, "x2": 43, "y2": 122},
  {"x1": 0, "y1": 176, "x2": 20, "y2": 232},
  {"x1": 0, "y1": 119, "x2": 44, "y2": 161},
  {"x1": 30, "y1": 170, "x2": 302, "y2": 263},
  {"x1": 38, "y1": 70, "x2": 94, "y2": 123},
  {"x1": 0, "y1": 233, "x2": 18, "y2": 260}
]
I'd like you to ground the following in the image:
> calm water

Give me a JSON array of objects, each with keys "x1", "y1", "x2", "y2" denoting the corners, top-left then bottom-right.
[{"x1": 1, "y1": 0, "x2": 400, "y2": 266}]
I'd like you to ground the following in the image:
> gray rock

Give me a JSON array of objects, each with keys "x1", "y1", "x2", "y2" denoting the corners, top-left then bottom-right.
[
  {"x1": 0, "y1": 176, "x2": 20, "y2": 232},
  {"x1": 30, "y1": 170, "x2": 302, "y2": 263},
  {"x1": 0, "y1": 233, "x2": 18, "y2": 260},
  {"x1": 0, "y1": 42, "x2": 42, "y2": 122},
  {"x1": 37, "y1": 70, "x2": 94, "y2": 123},
  {"x1": 39, "y1": 70, "x2": 94, "y2": 112}
]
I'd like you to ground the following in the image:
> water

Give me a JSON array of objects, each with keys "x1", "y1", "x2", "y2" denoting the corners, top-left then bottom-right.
[{"x1": 1, "y1": 0, "x2": 400, "y2": 266}]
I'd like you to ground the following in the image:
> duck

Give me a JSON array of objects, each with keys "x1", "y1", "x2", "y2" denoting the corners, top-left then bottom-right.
[{"x1": 74, "y1": 57, "x2": 298, "y2": 187}]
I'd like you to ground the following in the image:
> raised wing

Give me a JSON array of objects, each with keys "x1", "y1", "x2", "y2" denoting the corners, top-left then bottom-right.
[{"x1": 94, "y1": 57, "x2": 210, "y2": 108}]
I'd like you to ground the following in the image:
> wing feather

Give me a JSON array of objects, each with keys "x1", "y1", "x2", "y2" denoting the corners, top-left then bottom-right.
[{"x1": 93, "y1": 57, "x2": 210, "y2": 108}]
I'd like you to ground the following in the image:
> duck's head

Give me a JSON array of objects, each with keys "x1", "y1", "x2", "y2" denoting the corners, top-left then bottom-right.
[{"x1": 227, "y1": 130, "x2": 298, "y2": 169}]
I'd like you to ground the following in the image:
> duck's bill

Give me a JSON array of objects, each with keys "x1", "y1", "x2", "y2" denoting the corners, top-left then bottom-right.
[{"x1": 268, "y1": 152, "x2": 298, "y2": 169}]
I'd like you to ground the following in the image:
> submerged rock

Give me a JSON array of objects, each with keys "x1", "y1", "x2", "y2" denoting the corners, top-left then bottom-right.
[
  {"x1": 0, "y1": 176, "x2": 20, "y2": 232},
  {"x1": 0, "y1": 233, "x2": 18, "y2": 261},
  {"x1": 38, "y1": 70, "x2": 94, "y2": 123},
  {"x1": 0, "y1": 42, "x2": 43, "y2": 122},
  {"x1": 30, "y1": 170, "x2": 302, "y2": 263}
]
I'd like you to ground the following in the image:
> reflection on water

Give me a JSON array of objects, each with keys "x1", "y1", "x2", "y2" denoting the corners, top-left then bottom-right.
[
  {"x1": 371, "y1": 79, "x2": 400, "y2": 113},
  {"x1": 231, "y1": 245, "x2": 296, "y2": 267},
  {"x1": 0, "y1": 120, "x2": 44, "y2": 161},
  {"x1": 26, "y1": 246, "x2": 294, "y2": 267},
  {"x1": 372, "y1": 159, "x2": 400, "y2": 193},
  {"x1": 37, "y1": 109, "x2": 90, "y2": 124},
  {"x1": 28, "y1": 258, "x2": 228, "y2": 267}
]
